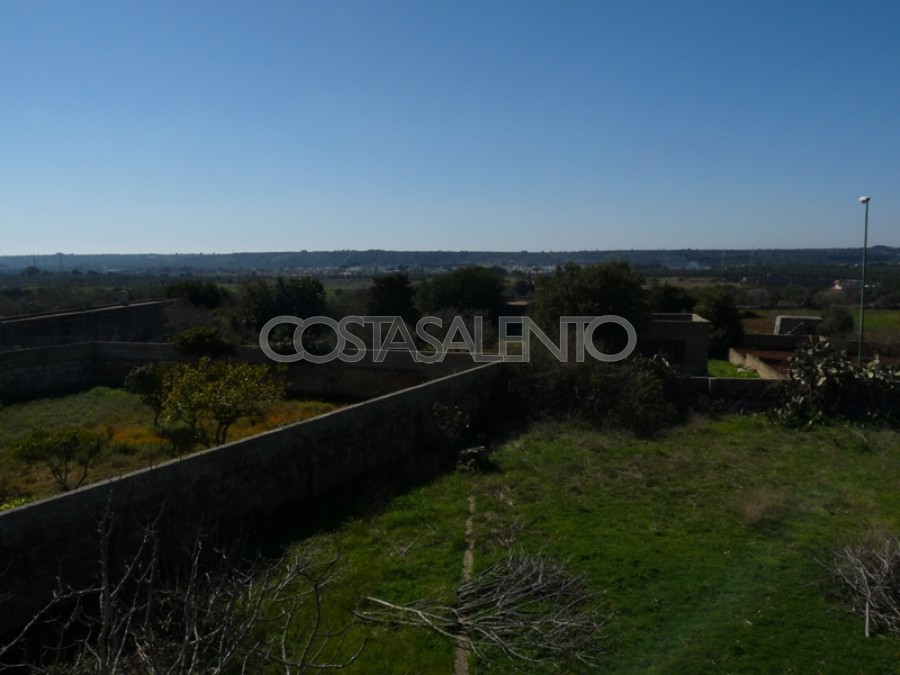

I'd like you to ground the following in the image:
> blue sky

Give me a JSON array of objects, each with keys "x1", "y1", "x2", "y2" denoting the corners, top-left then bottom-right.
[{"x1": 1, "y1": 1, "x2": 898, "y2": 255}]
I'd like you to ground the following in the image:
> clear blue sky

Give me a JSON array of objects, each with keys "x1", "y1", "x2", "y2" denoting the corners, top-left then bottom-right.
[{"x1": 2, "y1": 1, "x2": 898, "y2": 255}]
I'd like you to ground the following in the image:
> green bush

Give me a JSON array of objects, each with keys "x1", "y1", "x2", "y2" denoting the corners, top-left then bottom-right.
[
  {"x1": 171, "y1": 326, "x2": 235, "y2": 356},
  {"x1": 772, "y1": 341, "x2": 900, "y2": 427},
  {"x1": 508, "y1": 353, "x2": 687, "y2": 436}
]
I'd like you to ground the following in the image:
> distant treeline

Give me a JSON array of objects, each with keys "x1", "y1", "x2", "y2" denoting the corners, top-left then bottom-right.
[{"x1": 2, "y1": 247, "x2": 899, "y2": 275}]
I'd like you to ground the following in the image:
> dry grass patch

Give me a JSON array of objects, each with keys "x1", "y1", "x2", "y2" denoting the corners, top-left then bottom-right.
[{"x1": 735, "y1": 488, "x2": 787, "y2": 527}]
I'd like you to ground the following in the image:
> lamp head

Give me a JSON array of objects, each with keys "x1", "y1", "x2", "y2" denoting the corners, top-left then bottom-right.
[{"x1": 860, "y1": 196, "x2": 870, "y2": 204}]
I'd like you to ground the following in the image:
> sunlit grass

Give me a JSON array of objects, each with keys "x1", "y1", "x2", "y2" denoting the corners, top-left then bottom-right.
[
  {"x1": 708, "y1": 359, "x2": 759, "y2": 378},
  {"x1": 261, "y1": 415, "x2": 900, "y2": 673},
  {"x1": 0, "y1": 387, "x2": 340, "y2": 503}
]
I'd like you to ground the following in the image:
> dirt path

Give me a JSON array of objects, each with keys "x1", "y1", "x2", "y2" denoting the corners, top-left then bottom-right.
[{"x1": 453, "y1": 493, "x2": 476, "y2": 675}]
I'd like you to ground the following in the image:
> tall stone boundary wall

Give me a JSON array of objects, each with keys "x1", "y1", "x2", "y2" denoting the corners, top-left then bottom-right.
[
  {"x1": 0, "y1": 361, "x2": 503, "y2": 638},
  {"x1": 0, "y1": 342, "x2": 480, "y2": 402},
  {"x1": 0, "y1": 300, "x2": 176, "y2": 350}
]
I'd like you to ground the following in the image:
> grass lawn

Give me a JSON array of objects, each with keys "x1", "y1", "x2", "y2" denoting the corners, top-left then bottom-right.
[{"x1": 275, "y1": 415, "x2": 900, "y2": 673}]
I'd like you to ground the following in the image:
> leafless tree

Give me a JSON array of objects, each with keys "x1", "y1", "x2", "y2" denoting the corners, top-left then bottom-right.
[
  {"x1": 0, "y1": 511, "x2": 364, "y2": 673},
  {"x1": 356, "y1": 551, "x2": 607, "y2": 669},
  {"x1": 826, "y1": 537, "x2": 900, "y2": 637}
]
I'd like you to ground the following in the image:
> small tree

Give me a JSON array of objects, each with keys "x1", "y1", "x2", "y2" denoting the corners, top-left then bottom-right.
[
  {"x1": 241, "y1": 275, "x2": 327, "y2": 331},
  {"x1": 416, "y1": 267, "x2": 507, "y2": 320},
  {"x1": 531, "y1": 262, "x2": 650, "y2": 355},
  {"x1": 694, "y1": 285, "x2": 744, "y2": 359},
  {"x1": 366, "y1": 272, "x2": 419, "y2": 323},
  {"x1": 819, "y1": 305, "x2": 854, "y2": 338},
  {"x1": 124, "y1": 363, "x2": 172, "y2": 425},
  {"x1": 165, "y1": 279, "x2": 229, "y2": 309},
  {"x1": 161, "y1": 359, "x2": 284, "y2": 448},
  {"x1": 648, "y1": 280, "x2": 695, "y2": 313},
  {"x1": 15, "y1": 427, "x2": 109, "y2": 491}
]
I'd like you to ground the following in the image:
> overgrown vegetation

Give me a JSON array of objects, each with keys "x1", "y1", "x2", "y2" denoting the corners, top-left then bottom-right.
[
  {"x1": 772, "y1": 340, "x2": 900, "y2": 427},
  {"x1": 0, "y1": 386, "x2": 338, "y2": 505},
  {"x1": 126, "y1": 359, "x2": 285, "y2": 453},
  {"x1": 170, "y1": 326, "x2": 235, "y2": 356},
  {"x1": 508, "y1": 352, "x2": 689, "y2": 436}
]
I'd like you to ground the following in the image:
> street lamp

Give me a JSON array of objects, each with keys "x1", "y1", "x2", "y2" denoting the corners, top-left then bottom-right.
[{"x1": 858, "y1": 196, "x2": 870, "y2": 364}]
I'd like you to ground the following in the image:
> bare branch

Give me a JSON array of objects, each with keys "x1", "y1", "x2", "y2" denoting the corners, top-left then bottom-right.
[
  {"x1": 1, "y1": 518, "x2": 365, "y2": 674},
  {"x1": 357, "y1": 551, "x2": 607, "y2": 668},
  {"x1": 825, "y1": 537, "x2": 900, "y2": 637}
]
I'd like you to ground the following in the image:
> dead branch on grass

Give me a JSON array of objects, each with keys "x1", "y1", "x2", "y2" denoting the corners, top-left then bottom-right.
[
  {"x1": 826, "y1": 537, "x2": 900, "y2": 637},
  {"x1": 356, "y1": 551, "x2": 606, "y2": 668}
]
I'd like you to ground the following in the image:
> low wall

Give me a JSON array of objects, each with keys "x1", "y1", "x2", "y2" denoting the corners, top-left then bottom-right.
[
  {"x1": 687, "y1": 376, "x2": 784, "y2": 400},
  {"x1": 0, "y1": 361, "x2": 503, "y2": 638},
  {"x1": 729, "y1": 348, "x2": 785, "y2": 380}
]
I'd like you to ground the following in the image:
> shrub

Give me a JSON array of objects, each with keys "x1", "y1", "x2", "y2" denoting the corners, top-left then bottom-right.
[
  {"x1": 819, "y1": 305, "x2": 854, "y2": 338},
  {"x1": 507, "y1": 352, "x2": 687, "y2": 436},
  {"x1": 171, "y1": 326, "x2": 235, "y2": 356},
  {"x1": 165, "y1": 279, "x2": 229, "y2": 309},
  {"x1": 772, "y1": 340, "x2": 900, "y2": 427}
]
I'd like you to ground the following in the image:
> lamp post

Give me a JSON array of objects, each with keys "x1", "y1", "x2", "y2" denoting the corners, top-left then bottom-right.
[{"x1": 858, "y1": 196, "x2": 870, "y2": 364}]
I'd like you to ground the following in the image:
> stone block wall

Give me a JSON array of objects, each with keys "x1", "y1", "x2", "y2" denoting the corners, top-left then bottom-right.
[
  {"x1": 0, "y1": 301, "x2": 176, "y2": 350},
  {"x1": 0, "y1": 342, "x2": 482, "y2": 402}
]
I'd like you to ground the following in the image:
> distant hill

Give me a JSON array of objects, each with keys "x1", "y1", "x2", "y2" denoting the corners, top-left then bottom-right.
[{"x1": 1, "y1": 247, "x2": 899, "y2": 276}]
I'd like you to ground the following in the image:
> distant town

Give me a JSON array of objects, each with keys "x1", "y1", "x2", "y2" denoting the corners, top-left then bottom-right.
[{"x1": 2, "y1": 246, "x2": 899, "y2": 279}]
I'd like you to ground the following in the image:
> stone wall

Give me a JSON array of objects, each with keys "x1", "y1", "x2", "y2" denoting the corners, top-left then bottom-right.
[
  {"x1": 0, "y1": 342, "x2": 482, "y2": 402},
  {"x1": 0, "y1": 361, "x2": 503, "y2": 638},
  {"x1": 0, "y1": 300, "x2": 176, "y2": 350}
]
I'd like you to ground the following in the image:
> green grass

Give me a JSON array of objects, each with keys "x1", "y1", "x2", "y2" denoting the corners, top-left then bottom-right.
[
  {"x1": 468, "y1": 418, "x2": 900, "y2": 673},
  {"x1": 267, "y1": 415, "x2": 900, "y2": 673},
  {"x1": 860, "y1": 308, "x2": 900, "y2": 332},
  {"x1": 744, "y1": 307, "x2": 900, "y2": 339},
  {"x1": 708, "y1": 359, "x2": 760, "y2": 378}
]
